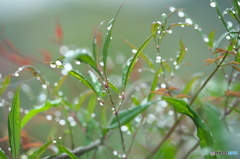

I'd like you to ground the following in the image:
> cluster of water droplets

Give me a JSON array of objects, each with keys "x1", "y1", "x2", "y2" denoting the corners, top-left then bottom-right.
[
  {"x1": 46, "y1": 111, "x2": 77, "y2": 127},
  {"x1": 112, "y1": 150, "x2": 127, "y2": 158}
]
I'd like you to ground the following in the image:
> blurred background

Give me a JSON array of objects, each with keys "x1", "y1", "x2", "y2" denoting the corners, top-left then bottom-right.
[{"x1": 0, "y1": 0, "x2": 237, "y2": 158}]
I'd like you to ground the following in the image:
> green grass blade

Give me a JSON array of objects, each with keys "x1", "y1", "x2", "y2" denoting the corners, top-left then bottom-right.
[
  {"x1": 0, "y1": 149, "x2": 8, "y2": 159},
  {"x1": 75, "y1": 90, "x2": 93, "y2": 111},
  {"x1": 176, "y1": 38, "x2": 186, "y2": 65},
  {"x1": 182, "y1": 73, "x2": 204, "y2": 95},
  {"x1": 28, "y1": 140, "x2": 53, "y2": 159},
  {"x1": 227, "y1": 106, "x2": 240, "y2": 114},
  {"x1": 153, "y1": 139, "x2": 176, "y2": 159},
  {"x1": 88, "y1": 70, "x2": 102, "y2": 97},
  {"x1": 59, "y1": 145, "x2": 78, "y2": 159},
  {"x1": 147, "y1": 67, "x2": 162, "y2": 101},
  {"x1": 0, "y1": 75, "x2": 11, "y2": 96},
  {"x1": 207, "y1": 30, "x2": 215, "y2": 49},
  {"x1": 106, "y1": 100, "x2": 158, "y2": 129},
  {"x1": 162, "y1": 97, "x2": 216, "y2": 159},
  {"x1": 122, "y1": 34, "x2": 154, "y2": 90},
  {"x1": 212, "y1": 31, "x2": 232, "y2": 52},
  {"x1": 21, "y1": 98, "x2": 62, "y2": 129},
  {"x1": 8, "y1": 86, "x2": 21, "y2": 159},
  {"x1": 102, "y1": 4, "x2": 123, "y2": 72},
  {"x1": 86, "y1": 95, "x2": 97, "y2": 122},
  {"x1": 74, "y1": 50, "x2": 101, "y2": 75},
  {"x1": 93, "y1": 21, "x2": 104, "y2": 61},
  {"x1": 108, "y1": 80, "x2": 120, "y2": 94},
  {"x1": 68, "y1": 70, "x2": 99, "y2": 96}
]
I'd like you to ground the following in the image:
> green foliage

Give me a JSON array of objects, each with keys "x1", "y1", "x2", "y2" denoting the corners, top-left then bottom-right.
[
  {"x1": 8, "y1": 87, "x2": 21, "y2": 159},
  {"x1": 0, "y1": 1, "x2": 239, "y2": 159}
]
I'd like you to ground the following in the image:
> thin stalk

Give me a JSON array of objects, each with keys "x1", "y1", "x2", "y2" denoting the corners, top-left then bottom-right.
[
  {"x1": 189, "y1": 52, "x2": 229, "y2": 106},
  {"x1": 181, "y1": 141, "x2": 200, "y2": 159}
]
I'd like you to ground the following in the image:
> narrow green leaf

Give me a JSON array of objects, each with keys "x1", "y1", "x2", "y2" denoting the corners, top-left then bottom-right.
[
  {"x1": 123, "y1": 39, "x2": 155, "y2": 70},
  {"x1": 8, "y1": 86, "x2": 21, "y2": 159},
  {"x1": 74, "y1": 51, "x2": 101, "y2": 75},
  {"x1": 212, "y1": 31, "x2": 232, "y2": 52},
  {"x1": 182, "y1": 73, "x2": 204, "y2": 95},
  {"x1": 233, "y1": 0, "x2": 240, "y2": 18},
  {"x1": 153, "y1": 139, "x2": 176, "y2": 159},
  {"x1": 122, "y1": 34, "x2": 154, "y2": 90},
  {"x1": 162, "y1": 61, "x2": 172, "y2": 72},
  {"x1": 0, "y1": 149, "x2": 8, "y2": 159},
  {"x1": 53, "y1": 75, "x2": 68, "y2": 94},
  {"x1": 207, "y1": 30, "x2": 215, "y2": 49},
  {"x1": 59, "y1": 145, "x2": 78, "y2": 159},
  {"x1": 108, "y1": 80, "x2": 120, "y2": 94},
  {"x1": 75, "y1": 90, "x2": 94, "y2": 111},
  {"x1": 21, "y1": 98, "x2": 62, "y2": 129},
  {"x1": 0, "y1": 75, "x2": 11, "y2": 96},
  {"x1": 148, "y1": 67, "x2": 162, "y2": 101},
  {"x1": 86, "y1": 95, "x2": 97, "y2": 122},
  {"x1": 93, "y1": 21, "x2": 104, "y2": 61},
  {"x1": 151, "y1": 22, "x2": 160, "y2": 41},
  {"x1": 227, "y1": 106, "x2": 240, "y2": 114},
  {"x1": 102, "y1": 4, "x2": 123, "y2": 71},
  {"x1": 28, "y1": 140, "x2": 53, "y2": 159},
  {"x1": 162, "y1": 97, "x2": 216, "y2": 159},
  {"x1": 176, "y1": 38, "x2": 186, "y2": 65},
  {"x1": 106, "y1": 100, "x2": 158, "y2": 129},
  {"x1": 69, "y1": 70, "x2": 99, "y2": 96},
  {"x1": 131, "y1": 95, "x2": 140, "y2": 105},
  {"x1": 88, "y1": 70, "x2": 102, "y2": 97}
]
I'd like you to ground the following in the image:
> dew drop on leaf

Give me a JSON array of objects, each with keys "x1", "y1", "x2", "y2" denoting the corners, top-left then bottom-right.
[
  {"x1": 42, "y1": 84, "x2": 47, "y2": 89},
  {"x1": 113, "y1": 151, "x2": 118, "y2": 156},
  {"x1": 169, "y1": 6, "x2": 176, "y2": 12},
  {"x1": 50, "y1": 64, "x2": 57, "y2": 68},
  {"x1": 210, "y1": 1, "x2": 216, "y2": 7},
  {"x1": 178, "y1": 11, "x2": 185, "y2": 17},
  {"x1": 132, "y1": 49, "x2": 137, "y2": 54},
  {"x1": 59, "y1": 119, "x2": 66, "y2": 125},
  {"x1": 46, "y1": 115, "x2": 53, "y2": 120},
  {"x1": 185, "y1": 18, "x2": 193, "y2": 25},
  {"x1": 203, "y1": 37, "x2": 209, "y2": 42}
]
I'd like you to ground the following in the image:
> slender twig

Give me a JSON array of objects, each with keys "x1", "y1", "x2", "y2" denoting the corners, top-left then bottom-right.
[
  {"x1": 44, "y1": 139, "x2": 101, "y2": 159},
  {"x1": 181, "y1": 141, "x2": 200, "y2": 159},
  {"x1": 189, "y1": 52, "x2": 229, "y2": 106}
]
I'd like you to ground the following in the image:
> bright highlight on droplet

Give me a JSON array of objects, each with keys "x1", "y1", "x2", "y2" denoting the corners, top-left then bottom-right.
[
  {"x1": 204, "y1": 37, "x2": 209, "y2": 42},
  {"x1": 178, "y1": 11, "x2": 185, "y2": 17},
  {"x1": 185, "y1": 18, "x2": 193, "y2": 25},
  {"x1": 210, "y1": 1, "x2": 216, "y2": 7},
  {"x1": 169, "y1": 6, "x2": 176, "y2": 12},
  {"x1": 132, "y1": 49, "x2": 137, "y2": 53}
]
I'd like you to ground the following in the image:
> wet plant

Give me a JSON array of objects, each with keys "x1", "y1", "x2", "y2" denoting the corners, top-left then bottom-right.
[{"x1": 0, "y1": 0, "x2": 240, "y2": 159}]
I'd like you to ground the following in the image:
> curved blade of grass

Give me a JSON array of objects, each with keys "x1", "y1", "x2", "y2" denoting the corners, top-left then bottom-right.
[
  {"x1": 122, "y1": 34, "x2": 154, "y2": 90},
  {"x1": 53, "y1": 75, "x2": 68, "y2": 94},
  {"x1": 69, "y1": 70, "x2": 100, "y2": 96},
  {"x1": 162, "y1": 97, "x2": 216, "y2": 159},
  {"x1": 212, "y1": 31, "x2": 233, "y2": 52},
  {"x1": 176, "y1": 38, "x2": 186, "y2": 65},
  {"x1": 74, "y1": 51, "x2": 101, "y2": 75},
  {"x1": 93, "y1": 21, "x2": 104, "y2": 61},
  {"x1": 148, "y1": 67, "x2": 162, "y2": 101},
  {"x1": 8, "y1": 86, "x2": 21, "y2": 159},
  {"x1": 102, "y1": 4, "x2": 123, "y2": 72},
  {"x1": 153, "y1": 139, "x2": 176, "y2": 159},
  {"x1": 86, "y1": 95, "x2": 97, "y2": 122},
  {"x1": 123, "y1": 39, "x2": 155, "y2": 70},
  {"x1": 0, "y1": 150, "x2": 8, "y2": 159},
  {"x1": 182, "y1": 73, "x2": 204, "y2": 95},
  {"x1": 0, "y1": 75, "x2": 11, "y2": 96},
  {"x1": 75, "y1": 90, "x2": 94, "y2": 111},
  {"x1": 108, "y1": 80, "x2": 120, "y2": 94},
  {"x1": 227, "y1": 106, "x2": 240, "y2": 114},
  {"x1": 207, "y1": 30, "x2": 215, "y2": 49},
  {"x1": 88, "y1": 70, "x2": 102, "y2": 97},
  {"x1": 28, "y1": 140, "x2": 53, "y2": 159},
  {"x1": 106, "y1": 100, "x2": 158, "y2": 129},
  {"x1": 59, "y1": 145, "x2": 78, "y2": 159},
  {"x1": 21, "y1": 98, "x2": 62, "y2": 129}
]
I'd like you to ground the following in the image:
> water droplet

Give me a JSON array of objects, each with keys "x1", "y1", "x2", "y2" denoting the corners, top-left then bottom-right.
[
  {"x1": 42, "y1": 84, "x2": 47, "y2": 89},
  {"x1": 55, "y1": 111, "x2": 61, "y2": 117},
  {"x1": 178, "y1": 11, "x2": 185, "y2": 17},
  {"x1": 138, "y1": 68, "x2": 142, "y2": 72},
  {"x1": 161, "y1": 13, "x2": 167, "y2": 18},
  {"x1": 175, "y1": 65, "x2": 180, "y2": 69},
  {"x1": 194, "y1": 24, "x2": 199, "y2": 30},
  {"x1": 59, "y1": 119, "x2": 66, "y2": 125},
  {"x1": 156, "y1": 55, "x2": 161, "y2": 63},
  {"x1": 59, "y1": 137, "x2": 62, "y2": 139},
  {"x1": 173, "y1": 61, "x2": 177, "y2": 65},
  {"x1": 91, "y1": 113, "x2": 96, "y2": 118},
  {"x1": 121, "y1": 125, "x2": 128, "y2": 132},
  {"x1": 24, "y1": 109, "x2": 29, "y2": 114},
  {"x1": 107, "y1": 25, "x2": 112, "y2": 30},
  {"x1": 75, "y1": 60, "x2": 81, "y2": 65},
  {"x1": 226, "y1": 35, "x2": 231, "y2": 40},
  {"x1": 168, "y1": 110, "x2": 174, "y2": 116},
  {"x1": 210, "y1": 1, "x2": 216, "y2": 7},
  {"x1": 18, "y1": 67, "x2": 23, "y2": 71},
  {"x1": 101, "y1": 90, "x2": 106, "y2": 97},
  {"x1": 52, "y1": 140, "x2": 57, "y2": 143},
  {"x1": 58, "y1": 91, "x2": 63, "y2": 96},
  {"x1": 100, "y1": 62, "x2": 104, "y2": 66},
  {"x1": 54, "y1": 83, "x2": 58, "y2": 86},
  {"x1": 55, "y1": 60, "x2": 62, "y2": 66},
  {"x1": 185, "y1": 18, "x2": 193, "y2": 25},
  {"x1": 14, "y1": 73, "x2": 19, "y2": 77},
  {"x1": 64, "y1": 63, "x2": 72, "y2": 71},
  {"x1": 132, "y1": 49, "x2": 137, "y2": 54},
  {"x1": 161, "y1": 83, "x2": 166, "y2": 88},
  {"x1": 113, "y1": 151, "x2": 118, "y2": 156},
  {"x1": 167, "y1": 30, "x2": 173, "y2": 34},
  {"x1": 0, "y1": 73, "x2": 1, "y2": 79},
  {"x1": 39, "y1": 93, "x2": 47, "y2": 102},
  {"x1": 70, "y1": 121, "x2": 77, "y2": 127},
  {"x1": 169, "y1": 6, "x2": 176, "y2": 12},
  {"x1": 46, "y1": 115, "x2": 52, "y2": 120},
  {"x1": 59, "y1": 45, "x2": 69, "y2": 55},
  {"x1": 50, "y1": 64, "x2": 56, "y2": 68},
  {"x1": 181, "y1": 25, "x2": 185, "y2": 28},
  {"x1": 110, "y1": 37, "x2": 113, "y2": 40},
  {"x1": 204, "y1": 37, "x2": 209, "y2": 42}
]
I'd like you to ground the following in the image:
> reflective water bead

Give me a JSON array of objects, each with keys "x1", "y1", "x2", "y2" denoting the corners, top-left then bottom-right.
[
  {"x1": 132, "y1": 49, "x2": 137, "y2": 54},
  {"x1": 178, "y1": 11, "x2": 185, "y2": 17},
  {"x1": 46, "y1": 115, "x2": 53, "y2": 120},
  {"x1": 185, "y1": 18, "x2": 193, "y2": 25},
  {"x1": 210, "y1": 1, "x2": 216, "y2": 7},
  {"x1": 169, "y1": 6, "x2": 176, "y2": 12},
  {"x1": 42, "y1": 84, "x2": 47, "y2": 89},
  {"x1": 55, "y1": 60, "x2": 62, "y2": 66},
  {"x1": 50, "y1": 64, "x2": 57, "y2": 68},
  {"x1": 59, "y1": 119, "x2": 66, "y2": 125}
]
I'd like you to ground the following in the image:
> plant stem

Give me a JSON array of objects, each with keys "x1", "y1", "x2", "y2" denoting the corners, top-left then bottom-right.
[
  {"x1": 189, "y1": 52, "x2": 228, "y2": 106},
  {"x1": 181, "y1": 141, "x2": 200, "y2": 159}
]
